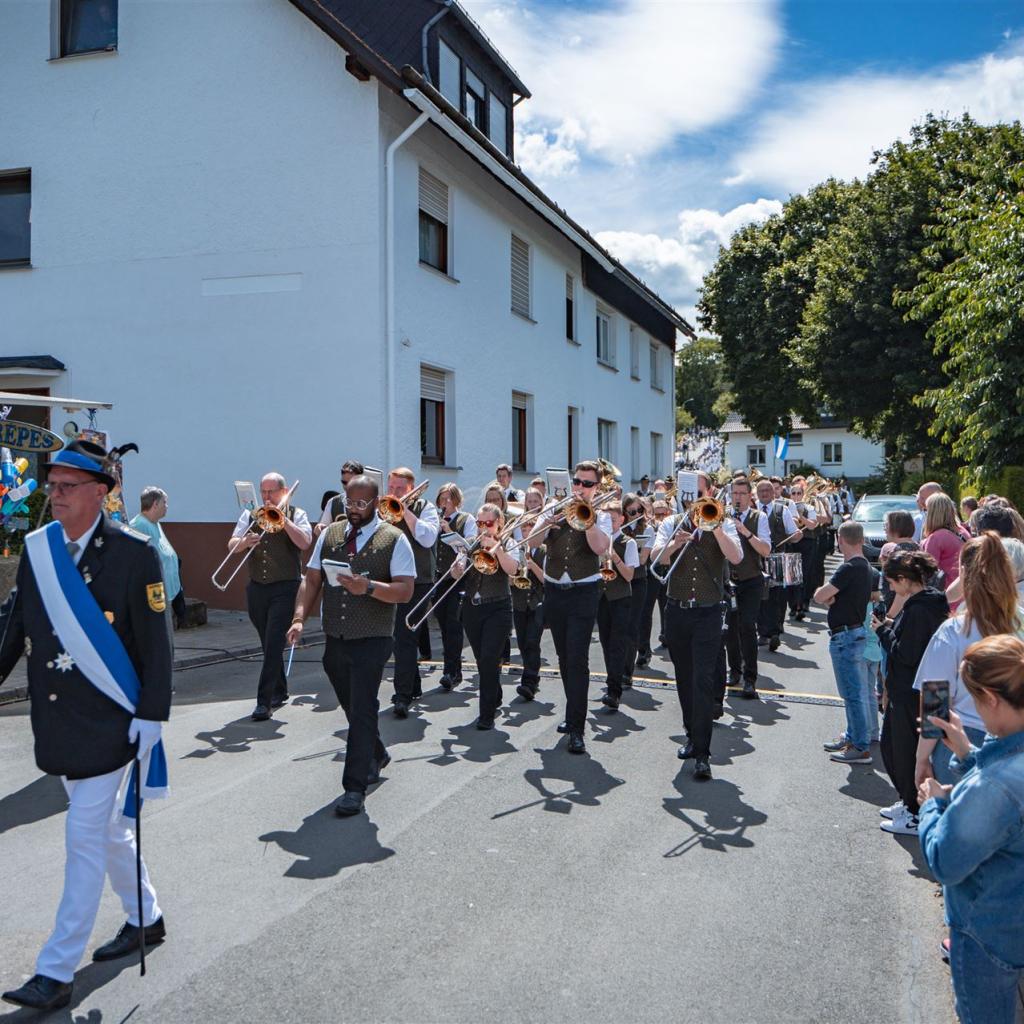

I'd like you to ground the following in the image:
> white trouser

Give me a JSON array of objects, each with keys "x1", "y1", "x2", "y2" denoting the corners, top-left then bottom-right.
[{"x1": 36, "y1": 765, "x2": 161, "y2": 983}]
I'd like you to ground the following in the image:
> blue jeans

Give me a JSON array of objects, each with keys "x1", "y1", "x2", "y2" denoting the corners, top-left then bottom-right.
[
  {"x1": 933, "y1": 725, "x2": 987, "y2": 785},
  {"x1": 950, "y1": 928, "x2": 1023, "y2": 1024},
  {"x1": 829, "y1": 627, "x2": 871, "y2": 750}
]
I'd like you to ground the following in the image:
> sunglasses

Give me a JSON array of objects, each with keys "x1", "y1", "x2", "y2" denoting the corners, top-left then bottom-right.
[
  {"x1": 572, "y1": 478, "x2": 598, "y2": 488},
  {"x1": 476, "y1": 518, "x2": 497, "y2": 528}
]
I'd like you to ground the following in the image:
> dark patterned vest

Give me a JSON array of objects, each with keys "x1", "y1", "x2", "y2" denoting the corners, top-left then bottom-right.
[
  {"x1": 731, "y1": 507, "x2": 765, "y2": 582},
  {"x1": 435, "y1": 511, "x2": 470, "y2": 577},
  {"x1": 664, "y1": 513, "x2": 726, "y2": 605},
  {"x1": 248, "y1": 507, "x2": 302, "y2": 584},
  {"x1": 463, "y1": 557, "x2": 511, "y2": 603},
  {"x1": 327, "y1": 494, "x2": 345, "y2": 524},
  {"x1": 544, "y1": 523, "x2": 600, "y2": 581},
  {"x1": 320, "y1": 520, "x2": 402, "y2": 639},
  {"x1": 395, "y1": 498, "x2": 436, "y2": 585},
  {"x1": 760, "y1": 501, "x2": 789, "y2": 551},
  {"x1": 602, "y1": 534, "x2": 632, "y2": 601},
  {"x1": 625, "y1": 521, "x2": 649, "y2": 581},
  {"x1": 788, "y1": 501, "x2": 810, "y2": 549}
]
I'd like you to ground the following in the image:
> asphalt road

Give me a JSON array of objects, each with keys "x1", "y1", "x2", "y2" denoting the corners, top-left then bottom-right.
[{"x1": 0, "y1": 594, "x2": 953, "y2": 1023}]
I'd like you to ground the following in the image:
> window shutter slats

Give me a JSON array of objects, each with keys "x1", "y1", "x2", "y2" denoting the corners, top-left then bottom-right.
[
  {"x1": 511, "y1": 235, "x2": 530, "y2": 316},
  {"x1": 565, "y1": 273, "x2": 574, "y2": 300},
  {"x1": 419, "y1": 168, "x2": 448, "y2": 225},
  {"x1": 512, "y1": 391, "x2": 528, "y2": 410},
  {"x1": 420, "y1": 366, "x2": 446, "y2": 402}
]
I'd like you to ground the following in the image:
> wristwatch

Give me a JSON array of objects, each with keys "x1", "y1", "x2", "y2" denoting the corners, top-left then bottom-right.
[{"x1": 366, "y1": 580, "x2": 377, "y2": 597}]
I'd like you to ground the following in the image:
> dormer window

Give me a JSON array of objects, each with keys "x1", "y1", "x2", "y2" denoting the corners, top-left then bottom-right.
[
  {"x1": 464, "y1": 69, "x2": 486, "y2": 132},
  {"x1": 489, "y1": 94, "x2": 507, "y2": 154}
]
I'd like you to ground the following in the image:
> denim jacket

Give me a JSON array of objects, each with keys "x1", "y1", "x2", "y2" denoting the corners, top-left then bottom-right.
[{"x1": 918, "y1": 730, "x2": 1024, "y2": 966}]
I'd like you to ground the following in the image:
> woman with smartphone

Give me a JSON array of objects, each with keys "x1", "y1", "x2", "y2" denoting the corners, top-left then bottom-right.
[
  {"x1": 872, "y1": 550, "x2": 949, "y2": 835},
  {"x1": 918, "y1": 634, "x2": 1024, "y2": 1024},
  {"x1": 913, "y1": 532, "x2": 1024, "y2": 793}
]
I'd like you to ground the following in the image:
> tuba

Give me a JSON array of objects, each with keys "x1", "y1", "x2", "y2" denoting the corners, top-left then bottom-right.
[{"x1": 378, "y1": 479, "x2": 429, "y2": 525}]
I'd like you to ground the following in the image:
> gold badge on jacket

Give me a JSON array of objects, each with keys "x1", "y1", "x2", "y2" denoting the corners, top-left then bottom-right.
[
  {"x1": 146, "y1": 583, "x2": 166, "y2": 613},
  {"x1": 104, "y1": 611, "x2": 115, "y2": 624}
]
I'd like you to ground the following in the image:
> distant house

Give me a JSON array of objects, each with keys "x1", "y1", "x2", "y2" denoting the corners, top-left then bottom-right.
[{"x1": 720, "y1": 415, "x2": 884, "y2": 481}]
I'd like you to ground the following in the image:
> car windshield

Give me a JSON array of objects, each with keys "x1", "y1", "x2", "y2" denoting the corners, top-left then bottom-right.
[{"x1": 853, "y1": 499, "x2": 916, "y2": 522}]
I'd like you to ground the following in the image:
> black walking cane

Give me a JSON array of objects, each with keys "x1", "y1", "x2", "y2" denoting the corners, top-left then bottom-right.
[{"x1": 134, "y1": 759, "x2": 146, "y2": 977}]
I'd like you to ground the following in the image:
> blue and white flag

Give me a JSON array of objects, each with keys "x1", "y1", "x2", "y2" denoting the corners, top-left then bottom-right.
[
  {"x1": 773, "y1": 434, "x2": 789, "y2": 461},
  {"x1": 25, "y1": 522, "x2": 169, "y2": 817}
]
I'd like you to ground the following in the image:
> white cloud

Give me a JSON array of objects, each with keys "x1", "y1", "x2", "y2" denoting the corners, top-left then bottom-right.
[
  {"x1": 595, "y1": 198, "x2": 783, "y2": 310},
  {"x1": 464, "y1": 0, "x2": 782, "y2": 176},
  {"x1": 729, "y1": 47, "x2": 1024, "y2": 194}
]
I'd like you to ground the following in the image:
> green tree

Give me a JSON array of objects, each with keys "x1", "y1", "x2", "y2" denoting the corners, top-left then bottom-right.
[{"x1": 675, "y1": 336, "x2": 727, "y2": 427}]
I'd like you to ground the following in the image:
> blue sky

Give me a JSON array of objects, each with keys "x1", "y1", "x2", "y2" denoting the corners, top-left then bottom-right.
[{"x1": 465, "y1": 0, "x2": 1024, "y2": 324}]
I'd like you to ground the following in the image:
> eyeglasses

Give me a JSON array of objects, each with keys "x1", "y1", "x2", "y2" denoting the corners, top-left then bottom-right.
[
  {"x1": 44, "y1": 481, "x2": 96, "y2": 497},
  {"x1": 572, "y1": 478, "x2": 598, "y2": 488},
  {"x1": 347, "y1": 498, "x2": 373, "y2": 511},
  {"x1": 476, "y1": 518, "x2": 497, "y2": 528}
]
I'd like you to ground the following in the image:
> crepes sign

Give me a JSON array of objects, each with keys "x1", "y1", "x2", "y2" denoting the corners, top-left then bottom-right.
[{"x1": 0, "y1": 420, "x2": 65, "y2": 454}]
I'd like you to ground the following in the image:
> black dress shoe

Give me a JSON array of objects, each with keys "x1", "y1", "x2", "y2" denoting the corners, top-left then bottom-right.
[
  {"x1": 557, "y1": 720, "x2": 569, "y2": 734},
  {"x1": 251, "y1": 705, "x2": 271, "y2": 721},
  {"x1": 636, "y1": 654, "x2": 650, "y2": 668},
  {"x1": 757, "y1": 637, "x2": 770, "y2": 647},
  {"x1": 2, "y1": 974, "x2": 73, "y2": 1010},
  {"x1": 677, "y1": 741, "x2": 695, "y2": 760},
  {"x1": 440, "y1": 674, "x2": 455, "y2": 691},
  {"x1": 335, "y1": 791, "x2": 365, "y2": 816},
  {"x1": 713, "y1": 701, "x2": 725, "y2": 720},
  {"x1": 93, "y1": 917, "x2": 166, "y2": 962},
  {"x1": 741, "y1": 680, "x2": 759, "y2": 699},
  {"x1": 728, "y1": 673, "x2": 742, "y2": 687},
  {"x1": 515, "y1": 683, "x2": 537, "y2": 701},
  {"x1": 768, "y1": 637, "x2": 781, "y2": 652},
  {"x1": 694, "y1": 758, "x2": 712, "y2": 780},
  {"x1": 567, "y1": 730, "x2": 586, "y2": 754},
  {"x1": 393, "y1": 699, "x2": 409, "y2": 719},
  {"x1": 600, "y1": 693, "x2": 620, "y2": 710},
  {"x1": 270, "y1": 696, "x2": 288, "y2": 710},
  {"x1": 476, "y1": 716, "x2": 494, "y2": 731},
  {"x1": 367, "y1": 753, "x2": 391, "y2": 785}
]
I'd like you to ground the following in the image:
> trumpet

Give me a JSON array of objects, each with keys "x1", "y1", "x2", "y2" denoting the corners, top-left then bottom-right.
[
  {"x1": 599, "y1": 552, "x2": 617, "y2": 582},
  {"x1": 378, "y1": 479, "x2": 429, "y2": 524},
  {"x1": 510, "y1": 550, "x2": 533, "y2": 590},
  {"x1": 211, "y1": 480, "x2": 300, "y2": 592}
]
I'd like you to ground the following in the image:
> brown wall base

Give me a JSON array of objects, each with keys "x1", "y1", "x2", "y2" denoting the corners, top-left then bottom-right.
[{"x1": 162, "y1": 521, "x2": 247, "y2": 611}]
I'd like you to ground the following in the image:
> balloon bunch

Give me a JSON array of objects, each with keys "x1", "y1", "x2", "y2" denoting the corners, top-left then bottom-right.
[{"x1": 0, "y1": 447, "x2": 38, "y2": 529}]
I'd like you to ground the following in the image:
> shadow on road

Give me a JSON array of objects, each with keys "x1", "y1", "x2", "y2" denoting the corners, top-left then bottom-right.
[
  {"x1": 588, "y1": 707, "x2": 645, "y2": 744},
  {"x1": 0, "y1": 774, "x2": 66, "y2": 836},
  {"x1": 430, "y1": 722, "x2": 518, "y2": 766},
  {"x1": 501, "y1": 697, "x2": 557, "y2": 730},
  {"x1": 662, "y1": 767, "x2": 768, "y2": 857},
  {"x1": 259, "y1": 799, "x2": 395, "y2": 879},
  {"x1": 183, "y1": 714, "x2": 289, "y2": 759}
]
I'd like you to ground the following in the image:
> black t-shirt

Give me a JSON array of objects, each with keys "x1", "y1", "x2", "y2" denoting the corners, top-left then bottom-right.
[{"x1": 828, "y1": 556, "x2": 874, "y2": 630}]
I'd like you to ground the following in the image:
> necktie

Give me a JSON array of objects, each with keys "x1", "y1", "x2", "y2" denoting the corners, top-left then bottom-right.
[
  {"x1": 67, "y1": 542, "x2": 80, "y2": 561},
  {"x1": 344, "y1": 527, "x2": 359, "y2": 556},
  {"x1": 762, "y1": 504, "x2": 769, "y2": 514}
]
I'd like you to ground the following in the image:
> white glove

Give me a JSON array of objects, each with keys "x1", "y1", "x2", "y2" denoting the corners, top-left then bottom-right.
[{"x1": 128, "y1": 718, "x2": 162, "y2": 759}]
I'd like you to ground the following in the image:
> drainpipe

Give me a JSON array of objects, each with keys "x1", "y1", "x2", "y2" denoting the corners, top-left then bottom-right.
[
  {"x1": 421, "y1": 0, "x2": 454, "y2": 86},
  {"x1": 385, "y1": 111, "x2": 431, "y2": 469}
]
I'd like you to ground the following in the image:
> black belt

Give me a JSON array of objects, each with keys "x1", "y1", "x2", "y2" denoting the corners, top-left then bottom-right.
[
  {"x1": 666, "y1": 597, "x2": 722, "y2": 610},
  {"x1": 829, "y1": 623, "x2": 862, "y2": 636},
  {"x1": 545, "y1": 580, "x2": 599, "y2": 591},
  {"x1": 468, "y1": 593, "x2": 511, "y2": 606}
]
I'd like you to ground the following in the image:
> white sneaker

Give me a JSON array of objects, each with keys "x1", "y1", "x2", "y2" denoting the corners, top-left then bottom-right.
[
  {"x1": 880, "y1": 813, "x2": 918, "y2": 836},
  {"x1": 880, "y1": 800, "x2": 905, "y2": 821}
]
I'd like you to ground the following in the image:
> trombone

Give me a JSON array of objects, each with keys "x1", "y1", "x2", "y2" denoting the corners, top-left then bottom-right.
[
  {"x1": 378, "y1": 479, "x2": 429, "y2": 525},
  {"x1": 649, "y1": 492, "x2": 726, "y2": 586},
  {"x1": 211, "y1": 480, "x2": 300, "y2": 591}
]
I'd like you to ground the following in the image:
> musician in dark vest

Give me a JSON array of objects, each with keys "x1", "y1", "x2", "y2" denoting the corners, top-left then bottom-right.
[
  {"x1": 229, "y1": 472, "x2": 311, "y2": 721},
  {"x1": 451, "y1": 503, "x2": 519, "y2": 728},
  {"x1": 434, "y1": 483, "x2": 477, "y2": 690},
  {"x1": 0, "y1": 440, "x2": 172, "y2": 1012},
  {"x1": 313, "y1": 459, "x2": 364, "y2": 538},
  {"x1": 725, "y1": 477, "x2": 771, "y2": 698},
  {"x1": 288, "y1": 475, "x2": 415, "y2": 816},
  {"x1": 754, "y1": 478, "x2": 801, "y2": 652},
  {"x1": 786, "y1": 478, "x2": 818, "y2": 621},
  {"x1": 597, "y1": 499, "x2": 640, "y2": 711},
  {"x1": 512, "y1": 487, "x2": 546, "y2": 702},
  {"x1": 621, "y1": 492, "x2": 652, "y2": 689},
  {"x1": 653, "y1": 490, "x2": 743, "y2": 779},
  {"x1": 528, "y1": 460, "x2": 611, "y2": 755},
  {"x1": 386, "y1": 467, "x2": 440, "y2": 716}
]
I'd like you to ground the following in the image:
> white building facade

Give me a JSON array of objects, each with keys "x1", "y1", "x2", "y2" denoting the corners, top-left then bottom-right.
[
  {"x1": 721, "y1": 415, "x2": 884, "y2": 481},
  {"x1": 0, "y1": 0, "x2": 689, "y2": 606}
]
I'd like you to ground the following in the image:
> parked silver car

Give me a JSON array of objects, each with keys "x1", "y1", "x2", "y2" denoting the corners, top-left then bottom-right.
[{"x1": 851, "y1": 494, "x2": 919, "y2": 550}]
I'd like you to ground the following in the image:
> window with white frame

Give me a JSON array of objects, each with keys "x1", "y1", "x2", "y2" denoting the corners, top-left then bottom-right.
[
  {"x1": 650, "y1": 432, "x2": 663, "y2": 477},
  {"x1": 512, "y1": 391, "x2": 531, "y2": 471},
  {"x1": 597, "y1": 418, "x2": 616, "y2": 463},
  {"x1": 438, "y1": 38, "x2": 461, "y2": 106},
  {"x1": 789, "y1": 432, "x2": 803, "y2": 446},
  {"x1": 629, "y1": 327, "x2": 641, "y2": 379},
  {"x1": 630, "y1": 427, "x2": 641, "y2": 482},
  {"x1": 748, "y1": 445, "x2": 766, "y2": 466},
  {"x1": 596, "y1": 308, "x2": 615, "y2": 367},
  {"x1": 822, "y1": 442, "x2": 843, "y2": 465},
  {"x1": 650, "y1": 342, "x2": 664, "y2": 390},
  {"x1": 464, "y1": 68, "x2": 486, "y2": 132},
  {"x1": 420, "y1": 365, "x2": 450, "y2": 465},
  {"x1": 418, "y1": 167, "x2": 449, "y2": 274},
  {"x1": 510, "y1": 234, "x2": 531, "y2": 318}
]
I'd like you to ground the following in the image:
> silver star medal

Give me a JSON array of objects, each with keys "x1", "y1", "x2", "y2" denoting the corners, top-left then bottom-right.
[
  {"x1": 94, "y1": 536, "x2": 103, "y2": 549},
  {"x1": 54, "y1": 651, "x2": 75, "y2": 673}
]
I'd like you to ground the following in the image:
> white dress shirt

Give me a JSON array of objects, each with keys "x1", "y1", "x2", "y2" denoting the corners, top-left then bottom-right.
[
  {"x1": 735, "y1": 505, "x2": 772, "y2": 545},
  {"x1": 231, "y1": 506, "x2": 312, "y2": 544},
  {"x1": 307, "y1": 515, "x2": 416, "y2": 579},
  {"x1": 757, "y1": 500, "x2": 797, "y2": 542},
  {"x1": 620, "y1": 537, "x2": 640, "y2": 568},
  {"x1": 408, "y1": 500, "x2": 440, "y2": 548},
  {"x1": 63, "y1": 514, "x2": 103, "y2": 565}
]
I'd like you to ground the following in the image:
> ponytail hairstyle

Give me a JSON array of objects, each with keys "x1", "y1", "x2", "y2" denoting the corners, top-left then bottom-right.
[
  {"x1": 959, "y1": 531, "x2": 1022, "y2": 637},
  {"x1": 883, "y1": 550, "x2": 938, "y2": 587},
  {"x1": 960, "y1": 634, "x2": 1024, "y2": 710}
]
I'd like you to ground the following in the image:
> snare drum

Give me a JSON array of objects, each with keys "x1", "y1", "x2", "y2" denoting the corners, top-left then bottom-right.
[
  {"x1": 782, "y1": 552, "x2": 804, "y2": 587},
  {"x1": 768, "y1": 554, "x2": 787, "y2": 588}
]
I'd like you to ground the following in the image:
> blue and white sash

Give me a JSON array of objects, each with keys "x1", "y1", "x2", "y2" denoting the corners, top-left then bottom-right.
[{"x1": 25, "y1": 521, "x2": 169, "y2": 816}]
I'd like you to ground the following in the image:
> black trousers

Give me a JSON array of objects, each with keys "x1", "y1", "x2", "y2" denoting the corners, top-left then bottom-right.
[
  {"x1": 597, "y1": 594, "x2": 632, "y2": 698},
  {"x1": 393, "y1": 582, "x2": 430, "y2": 701},
  {"x1": 638, "y1": 574, "x2": 663, "y2": 658},
  {"x1": 543, "y1": 581, "x2": 600, "y2": 732},
  {"x1": 322, "y1": 635, "x2": 392, "y2": 794},
  {"x1": 758, "y1": 584, "x2": 785, "y2": 640},
  {"x1": 433, "y1": 587, "x2": 465, "y2": 680},
  {"x1": 790, "y1": 538, "x2": 815, "y2": 611},
  {"x1": 513, "y1": 602, "x2": 544, "y2": 688},
  {"x1": 726, "y1": 577, "x2": 763, "y2": 682},
  {"x1": 623, "y1": 576, "x2": 648, "y2": 682},
  {"x1": 462, "y1": 597, "x2": 513, "y2": 719},
  {"x1": 246, "y1": 579, "x2": 299, "y2": 708},
  {"x1": 665, "y1": 601, "x2": 725, "y2": 759},
  {"x1": 880, "y1": 699, "x2": 920, "y2": 814}
]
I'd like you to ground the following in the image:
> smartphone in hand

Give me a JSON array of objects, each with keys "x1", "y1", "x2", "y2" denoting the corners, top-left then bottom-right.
[{"x1": 920, "y1": 679, "x2": 950, "y2": 739}]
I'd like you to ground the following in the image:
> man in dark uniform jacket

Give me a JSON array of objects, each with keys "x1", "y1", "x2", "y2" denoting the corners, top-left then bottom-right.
[
  {"x1": 288, "y1": 475, "x2": 414, "y2": 816},
  {"x1": 0, "y1": 440, "x2": 173, "y2": 1012},
  {"x1": 229, "y1": 472, "x2": 311, "y2": 721}
]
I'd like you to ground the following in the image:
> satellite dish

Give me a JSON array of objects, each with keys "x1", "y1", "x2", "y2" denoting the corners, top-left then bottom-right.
[{"x1": 63, "y1": 420, "x2": 79, "y2": 439}]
